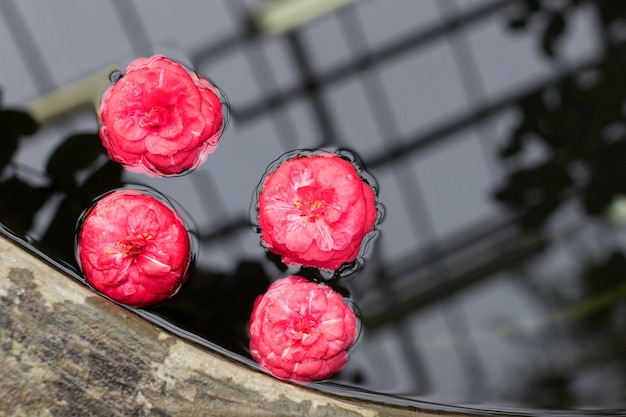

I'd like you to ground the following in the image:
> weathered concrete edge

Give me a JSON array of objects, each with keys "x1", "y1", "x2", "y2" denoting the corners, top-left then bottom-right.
[{"x1": 0, "y1": 235, "x2": 468, "y2": 417}]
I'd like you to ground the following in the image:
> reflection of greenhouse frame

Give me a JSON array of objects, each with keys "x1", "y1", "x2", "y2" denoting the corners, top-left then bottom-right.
[
  {"x1": 253, "y1": 0, "x2": 359, "y2": 35},
  {"x1": 24, "y1": 65, "x2": 119, "y2": 124}
]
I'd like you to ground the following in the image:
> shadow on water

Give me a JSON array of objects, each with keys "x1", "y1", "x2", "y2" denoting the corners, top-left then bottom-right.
[
  {"x1": 150, "y1": 261, "x2": 271, "y2": 356},
  {"x1": 3, "y1": 0, "x2": 626, "y2": 414}
]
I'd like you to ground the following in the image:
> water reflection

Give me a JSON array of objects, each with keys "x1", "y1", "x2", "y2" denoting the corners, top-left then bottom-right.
[
  {"x1": 488, "y1": 2, "x2": 626, "y2": 407},
  {"x1": 2, "y1": 0, "x2": 626, "y2": 414},
  {"x1": 500, "y1": 250, "x2": 626, "y2": 409}
]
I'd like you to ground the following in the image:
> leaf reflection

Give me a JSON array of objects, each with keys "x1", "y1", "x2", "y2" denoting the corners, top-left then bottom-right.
[{"x1": 496, "y1": 0, "x2": 626, "y2": 228}]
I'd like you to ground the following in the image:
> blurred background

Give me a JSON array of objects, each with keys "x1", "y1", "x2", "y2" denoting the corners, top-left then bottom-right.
[{"x1": 2, "y1": 0, "x2": 626, "y2": 413}]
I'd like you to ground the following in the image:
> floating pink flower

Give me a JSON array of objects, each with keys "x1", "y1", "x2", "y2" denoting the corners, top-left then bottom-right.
[
  {"x1": 257, "y1": 152, "x2": 378, "y2": 271},
  {"x1": 76, "y1": 189, "x2": 191, "y2": 307},
  {"x1": 98, "y1": 54, "x2": 225, "y2": 177},
  {"x1": 249, "y1": 275, "x2": 358, "y2": 383}
]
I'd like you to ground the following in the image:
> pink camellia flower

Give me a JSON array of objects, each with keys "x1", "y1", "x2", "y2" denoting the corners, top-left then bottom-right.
[
  {"x1": 249, "y1": 275, "x2": 358, "y2": 383},
  {"x1": 257, "y1": 152, "x2": 377, "y2": 271},
  {"x1": 98, "y1": 54, "x2": 225, "y2": 176},
  {"x1": 76, "y1": 189, "x2": 191, "y2": 307}
]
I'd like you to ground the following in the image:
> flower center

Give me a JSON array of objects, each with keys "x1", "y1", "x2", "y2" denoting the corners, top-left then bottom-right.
[
  {"x1": 113, "y1": 232, "x2": 153, "y2": 258},
  {"x1": 288, "y1": 316, "x2": 317, "y2": 340},
  {"x1": 293, "y1": 185, "x2": 334, "y2": 222},
  {"x1": 139, "y1": 106, "x2": 170, "y2": 130}
]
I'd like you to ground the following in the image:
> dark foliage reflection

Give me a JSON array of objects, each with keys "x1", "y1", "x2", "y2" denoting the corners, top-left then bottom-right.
[
  {"x1": 491, "y1": 0, "x2": 626, "y2": 409},
  {"x1": 497, "y1": 0, "x2": 626, "y2": 227}
]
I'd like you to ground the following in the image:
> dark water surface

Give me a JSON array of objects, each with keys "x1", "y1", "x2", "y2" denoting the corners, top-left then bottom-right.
[{"x1": 3, "y1": 0, "x2": 626, "y2": 415}]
